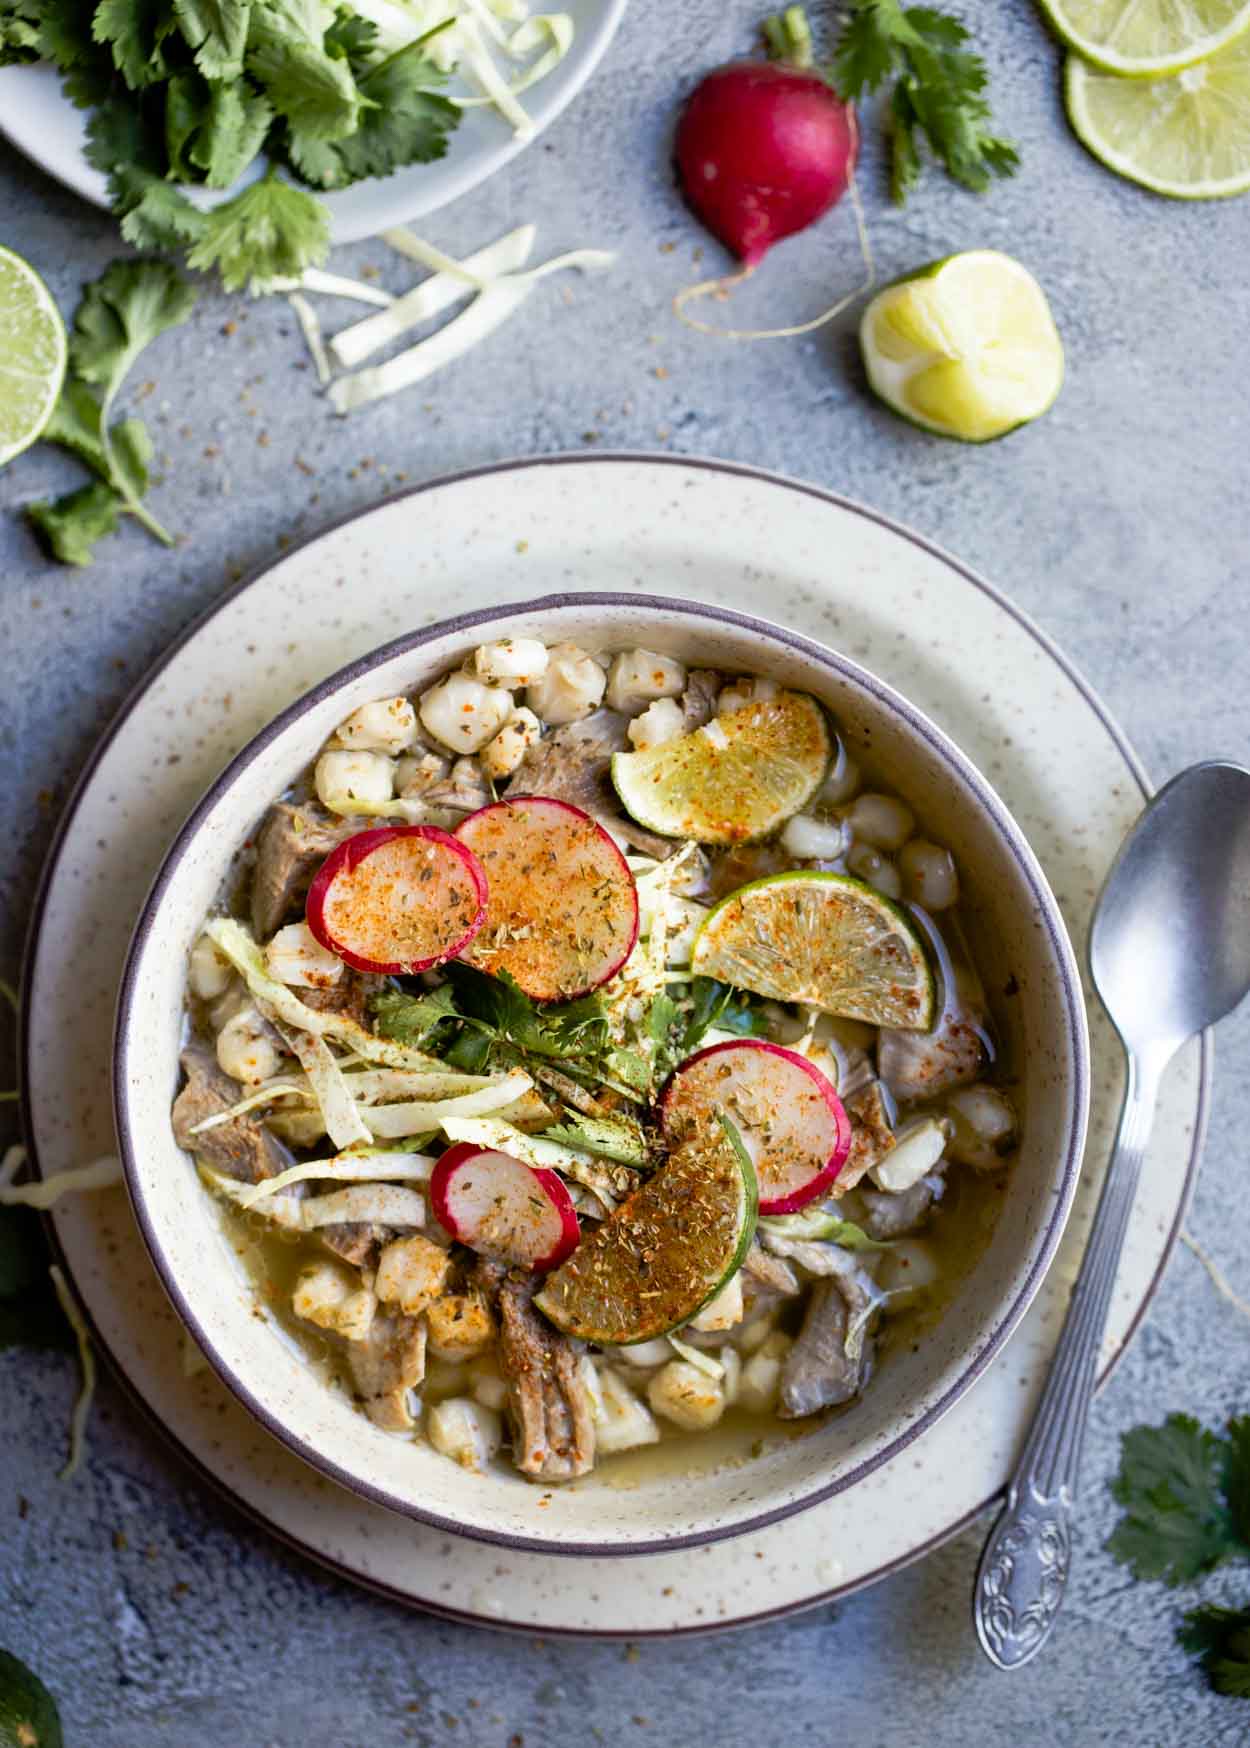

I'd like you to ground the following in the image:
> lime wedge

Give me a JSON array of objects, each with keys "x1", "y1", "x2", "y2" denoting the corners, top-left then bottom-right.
[
  {"x1": 1038, "y1": 0, "x2": 1250, "y2": 76},
  {"x1": 860, "y1": 251, "x2": 1064, "y2": 444},
  {"x1": 1066, "y1": 36, "x2": 1250, "y2": 197},
  {"x1": 690, "y1": 871, "x2": 936, "y2": 1031},
  {"x1": 535, "y1": 1120, "x2": 757, "y2": 1345},
  {"x1": 610, "y1": 690, "x2": 830, "y2": 844},
  {"x1": 0, "y1": 246, "x2": 67, "y2": 470}
]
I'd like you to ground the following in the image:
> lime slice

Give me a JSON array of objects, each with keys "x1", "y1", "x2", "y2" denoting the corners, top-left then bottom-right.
[
  {"x1": 1065, "y1": 36, "x2": 1250, "y2": 198},
  {"x1": 0, "y1": 247, "x2": 67, "y2": 470},
  {"x1": 610, "y1": 690, "x2": 830, "y2": 844},
  {"x1": 535, "y1": 1120, "x2": 758, "y2": 1345},
  {"x1": 691, "y1": 871, "x2": 936, "y2": 1031},
  {"x1": 860, "y1": 251, "x2": 1064, "y2": 444},
  {"x1": 1038, "y1": 0, "x2": 1250, "y2": 76}
]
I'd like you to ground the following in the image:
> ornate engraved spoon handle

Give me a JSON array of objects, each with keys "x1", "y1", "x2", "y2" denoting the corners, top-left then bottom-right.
[{"x1": 973, "y1": 1056, "x2": 1160, "y2": 1670}]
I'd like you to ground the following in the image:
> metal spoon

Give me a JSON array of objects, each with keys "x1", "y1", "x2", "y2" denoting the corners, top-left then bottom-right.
[{"x1": 974, "y1": 760, "x2": 1250, "y2": 1670}]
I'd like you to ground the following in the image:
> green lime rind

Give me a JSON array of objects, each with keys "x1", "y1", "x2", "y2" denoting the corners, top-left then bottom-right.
[
  {"x1": 691, "y1": 870, "x2": 937, "y2": 1032},
  {"x1": 0, "y1": 247, "x2": 67, "y2": 471},
  {"x1": 535, "y1": 1120, "x2": 758, "y2": 1345},
  {"x1": 610, "y1": 689, "x2": 830, "y2": 845},
  {"x1": 1064, "y1": 43, "x2": 1250, "y2": 199},
  {"x1": 1038, "y1": 0, "x2": 1250, "y2": 77},
  {"x1": 0, "y1": 1648, "x2": 63, "y2": 1748}
]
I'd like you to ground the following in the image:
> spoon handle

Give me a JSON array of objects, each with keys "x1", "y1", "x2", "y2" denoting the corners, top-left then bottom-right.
[{"x1": 973, "y1": 1055, "x2": 1160, "y2": 1670}]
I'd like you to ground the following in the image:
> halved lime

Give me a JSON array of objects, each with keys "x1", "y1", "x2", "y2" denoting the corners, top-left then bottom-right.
[
  {"x1": 610, "y1": 690, "x2": 830, "y2": 844},
  {"x1": 691, "y1": 871, "x2": 936, "y2": 1031},
  {"x1": 860, "y1": 251, "x2": 1064, "y2": 444},
  {"x1": 1038, "y1": 0, "x2": 1250, "y2": 76},
  {"x1": 0, "y1": 247, "x2": 67, "y2": 470},
  {"x1": 1066, "y1": 36, "x2": 1250, "y2": 198},
  {"x1": 535, "y1": 1121, "x2": 758, "y2": 1344}
]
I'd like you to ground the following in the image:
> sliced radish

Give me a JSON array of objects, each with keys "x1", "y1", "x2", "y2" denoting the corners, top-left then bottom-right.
[
  {"x1": 306, "y1": 825, "x2": 487, "y2": 975},
  {"x1": 660, "y1": 1040, "x2": 850, "y2": 1215},
  {"x1": 430, "y1": 1142, "x2": 580, "y2": 1272},
  {"x1": 454, "y1": 797, "x2": 639, "y2": 1002}
]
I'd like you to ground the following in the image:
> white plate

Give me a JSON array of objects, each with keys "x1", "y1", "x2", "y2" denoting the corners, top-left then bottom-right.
[
  {"x1": 20, "y1": 455, "x2": 1208, "y2": 1636},
  {"x1": 0, "y1": 3, "x2": 626, "y2": 246}
]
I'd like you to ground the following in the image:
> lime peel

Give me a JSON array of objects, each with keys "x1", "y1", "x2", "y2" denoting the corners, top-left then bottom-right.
[
  {"x1": 1038, "y1": 0, "x2": 1250, "y2": 77},
  {"x1": 691, "y1": 869, "x2": 937, "y2": 1031},
  {"x1": 0, "y1": 246, "x2": 67, "y2": 470},
  {"x1": 859, "y1": 250, "x2": 1064, "y2": 444}
]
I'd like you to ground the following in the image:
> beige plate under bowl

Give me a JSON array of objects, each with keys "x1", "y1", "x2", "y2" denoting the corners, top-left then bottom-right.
[{"x1": 21, "y1": 457, "x2": 1207, "y2": 1632}]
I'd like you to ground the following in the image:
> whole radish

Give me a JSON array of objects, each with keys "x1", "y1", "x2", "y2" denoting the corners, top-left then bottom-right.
[{"x1": 675, "y1": 8, "x2": 858, "y2": 273}]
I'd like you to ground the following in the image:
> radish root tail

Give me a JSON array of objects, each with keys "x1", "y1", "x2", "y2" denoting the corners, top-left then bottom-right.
[{"x1": 673, "y1": 137, "x2": 876, "y2": 342}]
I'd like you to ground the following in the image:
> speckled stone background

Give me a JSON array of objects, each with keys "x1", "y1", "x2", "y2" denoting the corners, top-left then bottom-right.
[{"x1": 2, "y1": 2, "x2": 1248, "y2": 1743}]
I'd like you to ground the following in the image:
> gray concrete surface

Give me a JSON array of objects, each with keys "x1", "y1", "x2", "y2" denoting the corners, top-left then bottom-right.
[{"x1": 2, "y1": 2, "x2": 1249, "y2": 1742}]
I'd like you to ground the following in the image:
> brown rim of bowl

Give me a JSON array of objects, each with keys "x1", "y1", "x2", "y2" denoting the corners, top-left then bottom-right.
[{"x1": 109, "y1": 576, "x2": 1091, "y2": 1557}]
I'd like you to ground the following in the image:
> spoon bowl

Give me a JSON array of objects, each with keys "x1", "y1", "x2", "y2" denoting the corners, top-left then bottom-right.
[{"x1": 1091, "y1": 761, "x2": 1250, "y2": 1064}]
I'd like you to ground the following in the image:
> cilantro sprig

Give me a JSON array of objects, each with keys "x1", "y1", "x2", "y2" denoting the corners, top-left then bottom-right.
[
  {"x1": 1, "y1": 1, "x2": 461, "y2": 290},
  {"x1": 832, "y1": 2, "x2": 1018, "y2": 202},
  {"x1": 26, "y1": 259, "x2": 197, "y2": 566},
  {"x1": 1108, "y1": 1412, "x2": 1250, "y2": 1700}
]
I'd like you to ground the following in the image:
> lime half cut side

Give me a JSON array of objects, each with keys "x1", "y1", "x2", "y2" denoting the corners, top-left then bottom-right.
[
  {"x1": 534, "y1": 1121, "x2": 757, "y2": 1345},
  {"x1": 860, "y1": 251, "x2": 1064, "y2": 444},
  {"x1": 1066, "y1": 35, "x2": 1250, "y2": 198},
  {"x1": 610, "y1": 689, "x2": 830, "y2": 845},
  {"x1": 0, "y1": 246, "x2": 67, "y2": 470},
  {"x1": 1038, "y1": 0, "x2": 1250, "y2": 76},
  {"x1": 691, "y1": 870, "x2": 937, "y2": 1031}
]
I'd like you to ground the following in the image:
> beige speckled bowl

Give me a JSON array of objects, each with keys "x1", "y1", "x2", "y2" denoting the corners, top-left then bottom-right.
[{"x1": 114, "y1": 593, "x2": 1090, "y2": 1554}]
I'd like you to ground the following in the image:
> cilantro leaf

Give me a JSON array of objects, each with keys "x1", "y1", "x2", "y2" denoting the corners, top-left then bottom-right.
[
  {"x1": 93, "y1": 0, "x2": 181, "y2": 90},
  {"x1": 1107, "y1": 1414, "x2": 1239, "y2": 1586},
  {"x1": 371, "y1": 984, "x2": 461, "y2": 1048},
  {"x1": 284, "y1": 37, "x2": 458, "y2": 191},
  {"x1": 0, "y1": 1, "x2": 42, "y2": 65},
  {"x1": 186, "y1": 167, "x2": 330, "y2": 290},
  {"x1": 832, "y1": 1, "x2": 1018, "y2": 203},
  {"x1": 163, "y1": 68, "x2": 209, "y2": 177},
  {"x1": 544, "y1": 1113, "x2": 652, "y2": 1167},
  {"x1": 173, "y1": 0, "x2": 250, "y2": 80},
  {"x1": 26, "y1": 481, "x2": 123, "y2": 566},
  {"x1": 190, "y1": 79, "x2": 275, "y2": 187},
  {"x1": 324, "y1": 6, "x2": 378, "y2": 66},
  {"x1": 246, "y1": 0, "x2": 364, "y2": 142},
  {"x1": 1224, "y1": 1415, "x2": 1250, "y2": 1549},
  {"x1": 86, "y1": 91, "x2": 209, "y2": 246},
  {"x1": 42, "y1": 378, "x2": 152, "y2": 502},
  {"x1": 1177, "y1": 1604, "x2": 1250, "y2": 1700}
]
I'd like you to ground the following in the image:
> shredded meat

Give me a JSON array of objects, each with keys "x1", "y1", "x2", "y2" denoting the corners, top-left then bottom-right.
[
  {"x1": 858, "y1": 1178, "x2": 940, "y2": 1240},
  {"x1": 250, "y1": 801, "x2": 352, "y2": 938},
  {"x1": 835, "y1": 1082, "x2": 897, "y2": 1193},
  {"x1": 778, "y1": 1267, "x2": 877, "y2": 1419},
  {"x1": 878, "y1": 1011, "x2": 985, "y2": 1104},
  {"x1": 171, "y1": 1045, "x2": 292, "y2": 1184},
  {"x1": 483, "y1": 1268, "x2": 595, "y2": 1481},
  {"x1": 680, "y1": 669, "x2": 721, "y2": 730},
  {"x1": 705, "y1": 843, "x2": 790, "y2": 903},
  {"x1": 506, "y1": 709, "x2": 674, "y2": 859},
  {"x1": 298, "y1": 967, "x2": 376, "y2": 1025},
  {"x1": 320, "y1": 1221, "x2": 399, "y2": 1269},
  {"x1": 743, "y1": 1243, "x2": 801, "y2": 1297},
  {"x1": 342, "y1": 1311, "x2": 427, "y2": 1430}
]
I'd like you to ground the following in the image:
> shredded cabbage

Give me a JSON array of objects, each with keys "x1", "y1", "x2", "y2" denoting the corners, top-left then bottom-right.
[
  {"x1": 361, "y1": 1068, "x2": 533, "y2": 1137},
  {"x1": 329, "y1": 278, "x2": 534, "y2": 413},
  {"x1": 288, "y1": 292, "x2": 332, "y2": 385},
  {"x1": 278, "y1": 1026, "x2": 371, "y2": 1151},
  {"x1": 0, "y1": 1155, "x2": 122, "y2": 1209},
  {"x1": 204, "y1": 919, "x2": 449, "y2": 1071},
  {"x1": 666, "y1": 1334, "x2": 724, "y2": 1379},
  {"x1": 198, "y1": 1163, "x2": 306, "y2": 1228},
  {"x1": 238, "y1": 1148, "x2": 439, "y2": 1208},
  {"x1": 758, "y1": 1209, "x2": 889, "y2": 1251},
  {"x1": 186, "y1": 1081, "x2": 307, "y2": 1134},
  {"x1": 50, "y1": 1265, "x2": 94, "y2": 1481},
  {"x1": 336, "y1": 224, "x2": 537, "y2": 368},
  {"x1": 301, "y1": 1184, "x2": 428, "y2": 1228},
  {"x1": 0, "y1": 1143, "x2": 24, "y2": 1188}
]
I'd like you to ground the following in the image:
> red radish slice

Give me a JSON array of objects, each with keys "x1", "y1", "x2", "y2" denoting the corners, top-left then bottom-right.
[
  {"x1": 431, "y1": 1142, "x2": 580, "y2": 1272},
  {"x1": 306, "y1": 825, "x2": 487, "y2": 975},
  {"x1": 454, "y1": 797, "x2": 639, "y2": 1002},
  {"x1": 660, "y1": 1040, "x2": 850, "y2": 1214}
]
